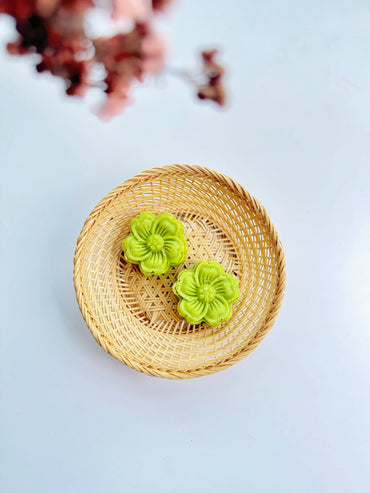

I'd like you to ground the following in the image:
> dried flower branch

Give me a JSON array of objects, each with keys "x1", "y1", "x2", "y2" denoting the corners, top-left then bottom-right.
[
  {"x1": 197, "y1": 49, "x2": 226, "y2": 106},
  {"x1": 0, "y1": 0, "x2": 226, "y2": 119}
]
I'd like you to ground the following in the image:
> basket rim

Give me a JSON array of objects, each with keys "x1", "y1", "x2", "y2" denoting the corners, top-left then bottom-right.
[{"x1": 73, "y1": 164, "x2": 287, "y2": 379}]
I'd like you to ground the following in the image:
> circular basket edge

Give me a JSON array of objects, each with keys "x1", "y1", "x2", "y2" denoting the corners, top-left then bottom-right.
[{"x1": 73, "y1": 164, "x2": 287, "y2": 379}]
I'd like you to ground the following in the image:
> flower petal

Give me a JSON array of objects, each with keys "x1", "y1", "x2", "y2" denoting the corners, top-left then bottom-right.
[
  {"x1": 153, "y1": 213, "x2": 183, "y2": 238},
  {"x1": 130, "y1": 212, "x2": 156, "y2": 240},
  {"x1": 194, "y1": 260, "x2": 225, "y2": 285},
  {"x1": 140, "y1": 252, "x2": 169, "y2": 276},
  {"x1": 164, "y1": 236, "x2": 188, "y2": 265},
  {"x1": 213, "y1": 273, "x2": 240, "y2": 303},
  {"x1": 178, "y1": 298, "x2": 208, "y2": 325},
  {"x1": 204, "y1": 297, "x2": 232, "y2": 326},
  {"x1": 122, "y1": 235, "x2": 150, "y2": 262},
  {"x1": 173, "y1": 270, "x2": 198, "y2": 300}
]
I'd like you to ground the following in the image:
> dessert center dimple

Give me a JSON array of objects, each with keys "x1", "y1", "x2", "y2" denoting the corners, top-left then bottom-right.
[
  {"x1": 197, "y1": 284, "x2": 216, "y2": 303},
  {"x1": 146, "y1": 234, "x2": 164, "y2": 252}
]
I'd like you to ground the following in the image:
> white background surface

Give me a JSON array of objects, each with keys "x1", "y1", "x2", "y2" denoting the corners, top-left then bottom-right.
[{"x1": 1, "y1": 1, "x2": 370, "y2": 492}]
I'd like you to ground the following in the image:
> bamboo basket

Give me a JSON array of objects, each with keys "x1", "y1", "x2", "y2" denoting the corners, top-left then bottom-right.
[{"x1": 73, "y1": 165, "x2": 286, "y2": 379}]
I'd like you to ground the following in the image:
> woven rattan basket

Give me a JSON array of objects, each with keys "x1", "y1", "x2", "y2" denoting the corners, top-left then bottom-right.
[{"x1": 73, "y1": 165, "x2": 286, "y2": 379}]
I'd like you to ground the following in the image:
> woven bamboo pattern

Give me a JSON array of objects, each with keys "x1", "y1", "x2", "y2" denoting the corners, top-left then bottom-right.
[{"x1": 73, "y1": 165, "x2": 286, "y2": 379}]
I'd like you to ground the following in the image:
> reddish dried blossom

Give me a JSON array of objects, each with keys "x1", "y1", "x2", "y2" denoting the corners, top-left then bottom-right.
[
  {"x1": 5, "y1": 0, "x2": 93, "y2": 97},
  {"x1": 0, "y1": 0, "x2": 226, "y2": 119},
  {"x1": 197, "y1": 49, "x2": 226, "y2": 106},
  {"x1": 60, "y1": 0, "x2": 93, "y2": 13},
  {"x1": 93, "y1": 22, "x2": 165, "y2": 118},
  {"x1": 37, "y1": 51, "x2": 92, "y2": 96},
  {"x1": 152, "y1": 0, "x2": 173, "y2": 13},
  {"x1": 94, "y1": 23, "x2": 164, "y2": 81},
  {"x1": 0, "y1": 0, "x2": 36, "y2": 18}
]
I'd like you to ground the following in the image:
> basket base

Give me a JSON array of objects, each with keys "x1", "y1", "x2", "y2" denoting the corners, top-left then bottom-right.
[{"x1": 117, "y1": 211, "x2": 241, "y2": 336}]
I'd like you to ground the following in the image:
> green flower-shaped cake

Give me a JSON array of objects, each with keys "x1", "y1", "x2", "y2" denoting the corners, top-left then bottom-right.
[
  {"x1": 173, "y1": 260, "x2": 240, "y2": 326},
  {"x1": 122, "y1": 212, "x2": 188, "y2": 276}
]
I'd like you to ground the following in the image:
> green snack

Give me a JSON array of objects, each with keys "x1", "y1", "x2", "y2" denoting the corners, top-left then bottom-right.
[
  {"x1": 122, "y1": 212, "x2": 188, "y2": 276},
  {"x1": 173, "y1": 260, "x2": 240, "y2": 326}
]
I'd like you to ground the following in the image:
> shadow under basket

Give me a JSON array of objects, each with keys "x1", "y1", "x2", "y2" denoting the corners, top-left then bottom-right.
[{"x1": 73, "y1": 165, "x2": 286, "y2": 379}]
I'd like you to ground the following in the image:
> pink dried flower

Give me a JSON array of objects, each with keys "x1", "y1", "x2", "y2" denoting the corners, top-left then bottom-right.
[
  {"x1": 36, "y1": 0, "x2": 59, "y2": 18},
  {"x1": 98, "y1": 93, "x2": 133, "y2": 121},
  {"x1": 142, "y1": 31, "x2": 166, "y2": 73},
  {"x1": 111, "y1": 0, "x2": 150, "y2": 21}
]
